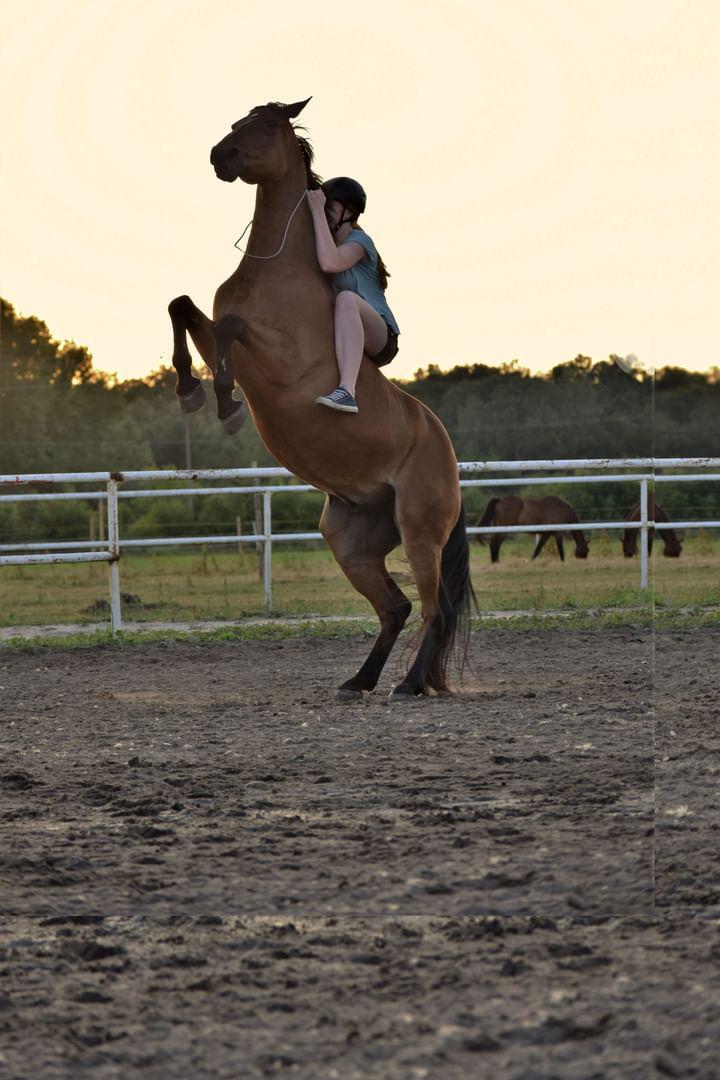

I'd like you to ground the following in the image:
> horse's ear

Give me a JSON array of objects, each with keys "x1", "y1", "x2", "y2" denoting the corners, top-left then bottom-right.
[{"x1": 278, "y1": 97, "x2": 312, "y2": 119}]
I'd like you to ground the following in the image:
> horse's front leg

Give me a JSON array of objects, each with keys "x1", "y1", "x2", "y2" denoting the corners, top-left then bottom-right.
[
  {"x1": 531, "y1": 532, "x2": 551, "y2": 560},
  {"x1": 168, "y1": 295, "x2": 214, "y2": 413},
  {"x1": 211, "y1": 314, "x2": 248, "y2": 435},
  {"x1": 168, "y1": 298, "x2": 246, "y2": 435}
]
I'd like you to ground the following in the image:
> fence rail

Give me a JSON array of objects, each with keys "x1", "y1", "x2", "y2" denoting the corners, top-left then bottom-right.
[{"x1": 2, "y1": 459, "x2": 719, "y2": 632}]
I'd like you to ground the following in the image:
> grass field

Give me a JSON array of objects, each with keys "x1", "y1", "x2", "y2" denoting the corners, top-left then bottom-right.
[{"x1": 1, "y1": 531, "x2": 718, "y2": 629}]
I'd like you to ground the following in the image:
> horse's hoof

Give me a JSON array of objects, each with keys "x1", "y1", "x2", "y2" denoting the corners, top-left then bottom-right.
[
  {"x1": 335, "y1": 688, "x2": 364, "y2": 703},
  {"x1": 221, "y1": 402, "x2": 247, "y2": 435},
  {"x1": 389, "y1": 684, "x2": 422, "y2": 702},
  {"x1": 178, "y1": 382, "x2": 206, "y2": 413}
]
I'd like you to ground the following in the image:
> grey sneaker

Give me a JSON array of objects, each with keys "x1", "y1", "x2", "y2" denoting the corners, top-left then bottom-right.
[{"x1": 315, "y1": 386, "x2": 358, "y2": 413}]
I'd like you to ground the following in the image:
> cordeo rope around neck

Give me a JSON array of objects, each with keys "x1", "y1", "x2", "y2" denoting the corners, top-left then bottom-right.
[{"x1": 234, "y1": 189, "x2": 308, "y2": 259}]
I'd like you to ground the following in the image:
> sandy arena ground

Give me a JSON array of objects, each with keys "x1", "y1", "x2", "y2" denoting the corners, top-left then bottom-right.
[{"x1": 1, "y1": 627, "x2": 718, "y2": 1077}]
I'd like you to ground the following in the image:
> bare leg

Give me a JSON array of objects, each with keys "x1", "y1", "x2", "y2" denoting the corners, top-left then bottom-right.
[
  {"x1": 555, "y1": 534, "x2": 565, "y2": 561},
  {"x1": 334, "y1": 291, "x2": 388, "y2": 394}
]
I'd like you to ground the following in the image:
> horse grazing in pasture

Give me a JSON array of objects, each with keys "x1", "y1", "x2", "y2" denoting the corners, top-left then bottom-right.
[
  {"x1": 167, "y1": 98, "x2": 474, "y2": 699},
  {"x1": 477, "y1": 495, "x2": 590, "y2": 563},
  {"x1": 622, "y1": 497, "x2": 682, "y2": 558}
]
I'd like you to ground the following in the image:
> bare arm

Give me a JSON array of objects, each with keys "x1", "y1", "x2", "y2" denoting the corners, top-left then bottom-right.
[{"x1": 307, "y1": 190, "x2": 365, "y2": 274}]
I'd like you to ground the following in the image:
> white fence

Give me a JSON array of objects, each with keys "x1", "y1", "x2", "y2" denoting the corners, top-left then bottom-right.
[{"x1": 1, "y1": 458, "x2": 719, "y2": 632}]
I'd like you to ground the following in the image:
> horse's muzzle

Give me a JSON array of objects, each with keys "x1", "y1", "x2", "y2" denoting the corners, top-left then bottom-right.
[{"x1": 210, "y1": 144, "x2": 239, "y2": 182}]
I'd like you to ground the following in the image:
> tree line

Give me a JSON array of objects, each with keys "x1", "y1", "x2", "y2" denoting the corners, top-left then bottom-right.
[{"x1": 1, "y1": 297, "x2": 718, "y2": 542}]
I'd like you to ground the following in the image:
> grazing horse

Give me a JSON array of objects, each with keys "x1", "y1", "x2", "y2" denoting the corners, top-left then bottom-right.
[
  {"x1": 477, "y1": 495, "x2": 589, "y2": 563},
  {"x1": 622, "y1": 497, "x2": 682, "y2": 557},
  {"x1": 167, "y1": 98, "x2": 474, "y2": 699}
]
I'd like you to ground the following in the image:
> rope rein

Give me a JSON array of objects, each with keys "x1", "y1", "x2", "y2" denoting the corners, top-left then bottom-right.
[{"x1": 234, "y1": 189, "x2": 309, "y2": 259}]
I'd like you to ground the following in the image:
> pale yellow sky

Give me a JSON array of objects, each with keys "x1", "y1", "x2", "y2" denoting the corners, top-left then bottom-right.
[{"x1": 1, "y1": 0, "x2": 717, "y2": 382}]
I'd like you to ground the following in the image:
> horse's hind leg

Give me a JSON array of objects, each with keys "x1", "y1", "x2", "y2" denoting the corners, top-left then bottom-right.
[
  {"x1": 320, "y1": 496, "x2": 410, "y2": 700},
  {"x1": 390, "y1": 483, "x2": 465, "y2": 698},
  {"x1": 555, "y1": 533, "x2": 565, "y2": 561},
  {"x1": 392, "y1": 530, "x2": 461, "y2": 697},
  {"x1": 168, "y1": 295, "x2": 216, "y2": 413}
]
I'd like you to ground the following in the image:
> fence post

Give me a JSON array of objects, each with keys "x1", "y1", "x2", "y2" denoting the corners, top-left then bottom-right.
[
  {"x1": 263, "y1": 489, "x2": 272, "y2": 612},
  {"x1": 252, "y1": 460, "x2": 263, "y2": 581},
  {"x1": 107, "y1": 479, "x2": 122, "y2": 633},
  {"x1": 639, "y1": 478, "x2": 649, "y2": 591}
]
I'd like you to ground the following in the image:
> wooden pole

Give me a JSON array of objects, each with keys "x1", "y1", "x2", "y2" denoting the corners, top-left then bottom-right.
[
  {"x1": 252, "y1": 461, "x2": 263, "y2": 581},
  {"x1": 184, "y1": 416, "x2": 193, "y2": 513},
  {"x1": 184, "y1": 415, "x2": 192, "y2": 469}
]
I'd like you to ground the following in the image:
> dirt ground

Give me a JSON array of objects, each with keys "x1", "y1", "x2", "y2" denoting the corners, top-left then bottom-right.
[{"x1": 1, "y1": 628, "x2": 718, "y2": 1077}]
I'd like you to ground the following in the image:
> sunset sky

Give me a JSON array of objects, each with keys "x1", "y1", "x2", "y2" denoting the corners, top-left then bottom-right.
[{"x1": 1, "y1": 0, "x2": 717, "y2": 382}]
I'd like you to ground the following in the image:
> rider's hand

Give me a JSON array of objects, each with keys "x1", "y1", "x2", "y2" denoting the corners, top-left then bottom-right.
[{"x1": 307, "y1": 189, "x2": 326, "y2": 213}]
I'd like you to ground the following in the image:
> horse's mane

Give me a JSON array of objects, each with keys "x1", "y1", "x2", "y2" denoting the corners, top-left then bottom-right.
[{"x1": 292, "y1": 127, "x2": 323, "y2": 189}]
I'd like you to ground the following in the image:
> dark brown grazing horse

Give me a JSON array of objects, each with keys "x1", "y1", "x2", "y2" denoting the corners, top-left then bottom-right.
[
  {"x1": 477, "y1": 495, "x2": 590, "y2": 563},
  {"x1": 167, "y1": 98, "x2": 474, "y2": 699},
  {"x1": 622, "y1": 497, "x2": 682, "y2": 557}
]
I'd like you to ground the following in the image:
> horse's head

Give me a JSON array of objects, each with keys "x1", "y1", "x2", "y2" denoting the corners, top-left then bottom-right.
[
  {"x1": 622, "y1": 533, "x2": 637, "y2": 557},
  {"x1": 574, "y1": 535, "x2": 590, "y2": 559},
  {"x1": 663, "y1": 534, "x2": 682, "y2": 558},
  {"x1": 210, "y1": 98, "x2": 312, "y2": 184}
]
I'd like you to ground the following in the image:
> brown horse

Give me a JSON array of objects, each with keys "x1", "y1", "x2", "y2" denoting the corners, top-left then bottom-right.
[
  {"x1": 167, "y1": 98, "x2": 474, "y2": 699},
  {"x1": 477, "y1": 495, "x2": 590, "y2": 563},
  {"x1": 622, "y1": 497, "x2": 682, "y2": 557}
]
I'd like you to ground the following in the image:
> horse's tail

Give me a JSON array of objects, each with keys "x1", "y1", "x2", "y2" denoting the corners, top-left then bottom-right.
[
  {"x1": 426, "y1": 505, "x2": 478, "y2": 692},
  {"x1": 476, "y1": 497, "x2": 499, "y2": 545}
]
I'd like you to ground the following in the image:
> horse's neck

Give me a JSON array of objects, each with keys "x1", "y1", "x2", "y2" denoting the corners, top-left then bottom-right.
[
  {"x1": 223, "y1": 165, "x2": 332, "y2": 400},
  {"x1": 241, "y1": 170, "x2": 316, "y2": 275}
]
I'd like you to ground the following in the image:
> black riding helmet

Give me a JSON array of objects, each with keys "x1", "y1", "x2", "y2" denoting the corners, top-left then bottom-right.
[{"x1": 321, "y1": 176, "x2": 367, "y2": 221}]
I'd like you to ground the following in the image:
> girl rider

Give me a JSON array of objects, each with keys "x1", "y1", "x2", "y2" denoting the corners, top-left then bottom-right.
[{"x1": 307, "y1": 177, "x2": 399, "y2": 414}]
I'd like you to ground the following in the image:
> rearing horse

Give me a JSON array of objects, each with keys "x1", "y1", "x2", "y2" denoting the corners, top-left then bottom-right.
[{"x1": 168, "y1": 98, "x2": 474, "y2": 700}]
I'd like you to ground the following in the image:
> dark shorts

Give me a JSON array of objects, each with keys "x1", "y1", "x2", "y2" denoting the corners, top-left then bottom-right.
[{"x1": 369, "y1": 323, "x2": 399, "y2": 368}]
